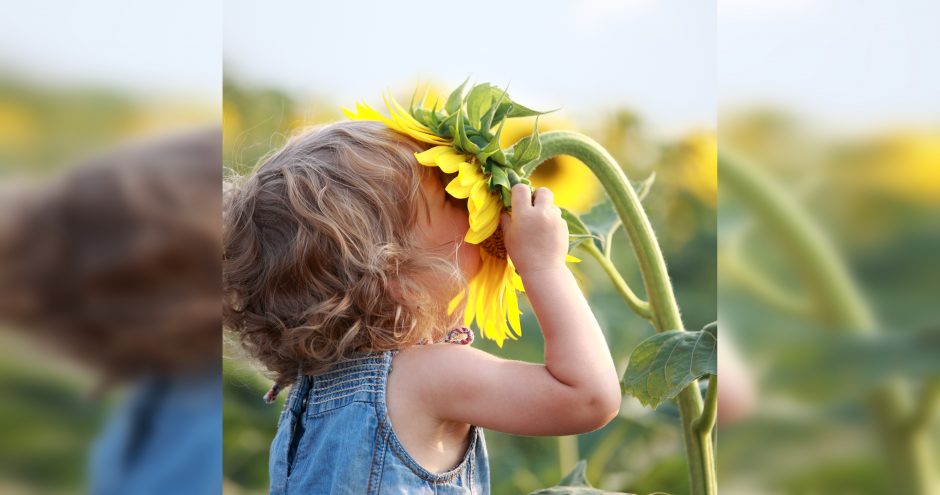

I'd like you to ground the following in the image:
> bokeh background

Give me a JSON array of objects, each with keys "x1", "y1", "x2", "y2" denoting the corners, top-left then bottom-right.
[
  {"x1": 718, "y1": 1, "x2": 940, "y2": 494},
  {"x1": 224, "y1": 1, "x2": 716, "y2": 494},
  {"x1": 1, "y1": 1, "x2": 935, "y2": 494},
  {"x1": 0, "y1": 2, "x2": 220, "y2": 493}
]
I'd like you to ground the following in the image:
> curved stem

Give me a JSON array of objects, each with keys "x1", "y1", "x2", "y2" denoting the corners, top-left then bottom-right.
[
  {"x1": 720, "y1": 250, "x2": 812, "y2": 317},
  {"x1": 581, "y1": 241, "x2": 651, "y2": 320},
  {"x1": 717, "y1": 151, "x2": 873, "y2": 330},
  {"x1": 694, "y1": 375, "x2": 718, "y2": 436},
  {"x1": 532, "y1": 131, "x2": 715, "y2": 495},
  {"x1": 720, "y1": 150, "x2": 938, "y2": 495}
]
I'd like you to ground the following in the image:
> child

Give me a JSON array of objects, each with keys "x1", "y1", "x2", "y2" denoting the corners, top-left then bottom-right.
[{"x1": 223, "y1": 121, "x2": 621, "y2": 494}]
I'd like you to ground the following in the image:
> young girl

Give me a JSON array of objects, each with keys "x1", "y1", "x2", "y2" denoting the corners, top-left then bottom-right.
[{"x1": 223, "y1": 121, "x2": 621, "y2": 494}]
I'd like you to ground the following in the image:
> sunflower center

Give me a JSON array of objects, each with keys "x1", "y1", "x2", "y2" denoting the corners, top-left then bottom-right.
[{"x1": 481, "y1": 226, "x2": 507, "y2": 260}]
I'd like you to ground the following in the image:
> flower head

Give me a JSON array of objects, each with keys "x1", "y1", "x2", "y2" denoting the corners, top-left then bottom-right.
[{"x1": 343, "y1": 81, "x2": 574, "y2": 347}]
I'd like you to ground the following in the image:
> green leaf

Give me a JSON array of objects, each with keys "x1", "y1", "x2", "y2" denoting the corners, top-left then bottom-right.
[
  {"x1": 507, "y1": 100, "x2": 551, "y2": 118},
  {"x1": 434, "y1": 112, "x2": 458, "y2": 138},
  {"x1": 490, "y1": 165, "x2": 511, "y2": 190},
  {"x1": 411, "y1": 107, "x2": 436, "y2": 129},
  {"x1": 622, "y1": 322, "x2": 718, "y2": 408},
  {"x1": 528, "y1": 460, "x2": 635, "y2": 495},
  {"x1": 634, "y1": 171, "x2": 656, "y2": 202},
  {"x1": 480, "y1": 85, "x2": 510, "y2": 132},
  {"x1": 580, "y1": 198, "x2": 621, "y2": 252},
  {"x1": 561, "y1": 207, "x2": 595, "y2": 255},
  {"x1": 490, "y1": 166, "x2": 512, "y2": 208},
  {"x1": 465, "y1": 83, "x2": 496, "y2": 129},
  {"x1": 768, "y1": 324, "x2": 940, "y2": 401},
  {"x1": 477, "y1": 116, "x2": 508, "y2": 165},
  {"x1": 454, "y1": 103, "x2": 480, "y2": 154},
  {"x1": 508, "y1": 119, "x2": 542, "y2": 170},
  {"x1": 445, "y1": 77, "x2": 470, "y2": 115}
]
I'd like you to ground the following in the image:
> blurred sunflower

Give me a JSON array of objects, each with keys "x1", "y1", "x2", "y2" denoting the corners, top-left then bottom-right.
[
  {"x1": 865, "y1": 132, "x2": 940, "y2": 205},
  {"x1": 500, "y1": 117, "x2": 602, "y2": 213},
  {"x1": 676, "y1": 131, "x2": 718, "y2": 206},
  {"x1": 344, "y1": 87, "x2": 545, "y2": 346}
]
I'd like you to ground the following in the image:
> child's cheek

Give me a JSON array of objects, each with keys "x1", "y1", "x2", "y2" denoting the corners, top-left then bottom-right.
[
  {"x1": 451, "y1": 207, "x2": 479, "y2": 278},
  {"x1": 458, "y1": 241, "x2": 481, "y2": 279}
]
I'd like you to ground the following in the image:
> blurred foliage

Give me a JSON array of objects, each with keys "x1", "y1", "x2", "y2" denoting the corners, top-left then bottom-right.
[
  {"x1": 222, "y1": 78, "x2": 717, "y2": 494},
  {"x1": 0, "y1": 78, "x2": 216, "y2": 493},
  {"x1": 0, "y1": 333, "x2": 108, "y2": 494},
  {"x1": 0, "y1": 76, "x2": 214, "y2": 175},
  {"x1": 719, "y1": 110, "x2": 940, "y2": 493}
]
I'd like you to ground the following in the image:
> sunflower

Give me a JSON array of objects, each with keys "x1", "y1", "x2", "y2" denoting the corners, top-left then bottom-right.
[
  {"x1": 500, "y1": 117, "x2": 603, "y2": 214},
  {"x1": 344, "y1": 83, "x2": 574, "y2": 347}
]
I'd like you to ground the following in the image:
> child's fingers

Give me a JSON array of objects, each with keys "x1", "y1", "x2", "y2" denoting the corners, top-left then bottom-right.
[
  {"x1": 500, "y1": 212, "x2": 511, "y2": 231},
  {"x1": 533, "y1": 187, "x2": 554, "y2": 209},
  {"x1": 511, "y1": 184, "x2": 532, "y2": 212}
]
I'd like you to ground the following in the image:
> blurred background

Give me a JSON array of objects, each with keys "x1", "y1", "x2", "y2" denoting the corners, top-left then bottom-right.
[
  {"x1": 224, "y1": 1, "x2": 716, "y2": 494},
  {"x1": 0, "y1": 2, "x2": 220, "y2": 494},
  {"x1": 718, "y1": 1, "x2": 939, "y2": 494},
  {"x1": 3, "y1": 1, "x2": 934, "y2": 494}
]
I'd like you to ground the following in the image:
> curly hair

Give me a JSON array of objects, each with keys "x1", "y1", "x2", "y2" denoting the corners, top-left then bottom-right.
[{"x1": 223, "y1": 121, "x2": 466, "y2": 389}]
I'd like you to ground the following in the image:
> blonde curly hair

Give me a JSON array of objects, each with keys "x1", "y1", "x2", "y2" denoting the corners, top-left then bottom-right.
[{"x1": 223, "y1": 121, "x2": 466, "y2": 389}]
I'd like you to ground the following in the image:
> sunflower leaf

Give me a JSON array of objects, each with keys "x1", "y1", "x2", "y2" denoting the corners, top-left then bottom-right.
[
  {"x1": 477, "y1": 117, "x2": 508, "y2": 166},
  {"x1": 434, "y1": 113, "x2": 458, "y2": 138},
  {"x1": 634, "y1": 171, "x2": 656, "y2": 202},
  {"x1": 560, "y1": 207, "x2": 598, "y2": 253},
  {"x1": 580, "y1": 198, "x2": 621, "y2": 252},
  {"x1": 507, "y1": 119, "x2": 541, "y2": 171},
  {"x1": 454, "y1": 104, "x2": 480, "y2": 154},
  {"x1": 622, "y1": 322, "x2": 718, "y2": 409},
  {"x1": 445, "y1": 77, "x2": 471, "y2": 115},
  {"x1": 411, "y1": 107, "x2": 435, "y2": 129},
  {"x1": 507, "y1": 100, "x2": 551, "y2": 118},
  {"x1": 466, "y1": 83, "x2": 495, "y2": 129},
  {"x1": 490, "y1": 166, "x2": 512, "y2": 208},
  {"x1": 481, "y1": 85, "x2": 510, "y2": 132}
]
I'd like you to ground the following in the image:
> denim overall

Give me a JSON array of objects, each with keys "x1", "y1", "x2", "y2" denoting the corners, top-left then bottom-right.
[
  {"x1": 269, "y1": 350, "x2": 490, "y2": 494},
  {"x1": 90, "y1": 370, "x2": 222, "y2": 495}
]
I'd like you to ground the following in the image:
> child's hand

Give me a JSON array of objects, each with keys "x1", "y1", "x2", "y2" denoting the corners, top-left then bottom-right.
[
  {"x1": 500, "y1": 185, "x2": 568, "y2": 276},
  {"x1": 401, "y1": 182, "x2": 620, "y2": 437}
]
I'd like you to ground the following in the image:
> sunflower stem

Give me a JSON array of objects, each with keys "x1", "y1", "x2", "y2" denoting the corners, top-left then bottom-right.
[
  {"x1": 533, "y1": 131, "x2": 715, "y2": 495},
  {"x1": 720, "y1": 150, "x2": 939, "y2": 495},
  {"x1": 581, "y1": 241, "x2": 651, "y2": 320},
  {"x1": 694, "y1": 375, "x2": 718, "y2": 436}
]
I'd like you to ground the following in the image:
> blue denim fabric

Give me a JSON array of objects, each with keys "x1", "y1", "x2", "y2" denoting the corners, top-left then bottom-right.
[
  {"x1": 90, "y1": 370, "x2": 222, "y2": 495},
  {"x1": 269, "y1": 351, "x2": 490, "y2": 494}
]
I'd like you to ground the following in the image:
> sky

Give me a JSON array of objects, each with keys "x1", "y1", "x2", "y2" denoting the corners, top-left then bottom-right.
[
  {"x1": 2, "y1": 1, "x2": 937, "y2": 134},
  {"x1": 0, "y1": 0, "x2": 221, "y2": 101},
  {"x1": 223, "y1": 0, "x2": 716, "y2": 135},
  {"x1": 719, "y1": 0, "x2": 940, "y2": 131}
]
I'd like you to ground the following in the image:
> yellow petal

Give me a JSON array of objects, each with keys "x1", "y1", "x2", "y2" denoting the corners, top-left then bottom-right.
[
  {"x1": 446, "y1": 176, "x2": 473, "y2": 198},
  {"x1": 459, "y1": 163, "x2": 484, "y2": 186},
  {"x1": 464, "y1": 219, "x2": 499, "y2": 244},
  {"x1": 414, "y1": 146, "x2": 451, "y2": 166},
  {"x1": 469, "y1": 180, "x2": 491, "y2": 209},
  {"x1": 434, "y1": 150, "x2": 465, "y2": 173},
  {"x1": 464, "y1": 279, "x2": 478, "y2": 328},
  {"x1": 469, "y1": 194, "x2": 501, "y2": 230},
  {"x1": 504, "y1": 275, "x2": 522, "y2": 338},
  {"x1": 447, "y1": 290, "x2": 465, "y2": 316},
  {"x1": 383, "y1": 94, "x2": 449, "y2": 145},
  {"x1": 510, "y1": 270, "x2": 525, "y2": 293},
  {"x1": 565, "y1": 254, "x2": 582, "y2": 263},
  {"x1": 506, "y1": 285, "x2": 521, "y2": 337}
]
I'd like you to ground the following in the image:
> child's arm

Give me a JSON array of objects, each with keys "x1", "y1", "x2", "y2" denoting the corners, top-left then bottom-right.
[{"x1": 396, "y1": 185, "x2": 621, "y2": 435}]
